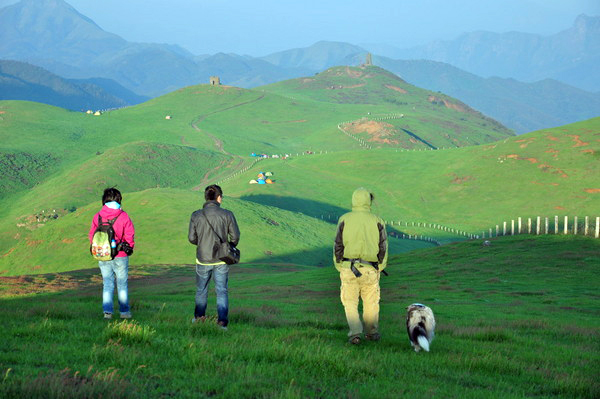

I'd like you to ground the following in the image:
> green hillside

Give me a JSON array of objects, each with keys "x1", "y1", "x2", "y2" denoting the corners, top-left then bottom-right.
[
  {"x1": 0, "y1": 188, "x2": 429, "y2": 276},
  {"x1": 1, "y1": 66, "x2": 596, "y2": 276},
  {"x1": 0, "y1": 235, "x2": 598, "y2": 398},
  {"x1": 260, "y1": 65, "x2": 512, "y2": 148},
  {"x1": 223, "y1": 117, "x2": 600, "y2": 239}
]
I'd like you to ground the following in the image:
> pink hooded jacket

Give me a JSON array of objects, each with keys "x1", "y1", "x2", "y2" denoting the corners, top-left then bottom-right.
[{"x1": 89, "y1": 205, "x2": 135, "y2": 258}]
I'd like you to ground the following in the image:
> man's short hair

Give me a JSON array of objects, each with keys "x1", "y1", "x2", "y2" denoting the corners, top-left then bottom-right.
[
  {"x1": 102, "y1": 187, "x2": 122, "y2": 205},
  {"x1": 204, "y1": 184, "x2": 223, "y2": 201}
]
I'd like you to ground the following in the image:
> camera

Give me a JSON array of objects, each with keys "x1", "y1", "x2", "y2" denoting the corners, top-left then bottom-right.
[{"x1": 117, "y1": 241, "x2": 134, "y2": 256}]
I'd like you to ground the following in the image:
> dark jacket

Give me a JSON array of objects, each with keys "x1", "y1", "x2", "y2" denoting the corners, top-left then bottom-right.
[{"x1": 188, "y1": 201, "x2": 240, "y2": 263}]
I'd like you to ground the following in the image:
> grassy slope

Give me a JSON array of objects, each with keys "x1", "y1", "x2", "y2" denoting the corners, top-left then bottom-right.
[
  {"x1": 0, "y1": 188, "x2": 429, "y2": 276},
  {"x1": 0, "y1": 65, "x2": 517, "y2": 274},
  {"x1": 223, "y1": 118, "x2": 600, "y2": 237},
  {"x1": 0, "y1": 66, "x2": 513, "y2": 200},
  {"x1": 0, "y1": 114, "x2": 596, "y2": 273},
  {"x1": 0, "y1": 142, "x2": 229, "y2": 263},
  {"x1": 259, "y1": 65, "x2": 513, "y2": 148},
  {"x1": 0, "y1": 235, "x2": 597, "y2": 398}
]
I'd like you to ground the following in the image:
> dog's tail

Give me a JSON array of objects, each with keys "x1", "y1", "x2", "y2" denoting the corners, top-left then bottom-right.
[
  {"x1": 411, "y1": 322, "x2": 430, "y2": 352},
  {"x1": 417, "y1": 335, "x2": 430, "y2": 352}
]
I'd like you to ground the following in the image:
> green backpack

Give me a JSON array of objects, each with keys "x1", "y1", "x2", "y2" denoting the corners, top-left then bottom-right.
[{"x1": 90, "y1": 214, "x2": 120, "y2": 261}]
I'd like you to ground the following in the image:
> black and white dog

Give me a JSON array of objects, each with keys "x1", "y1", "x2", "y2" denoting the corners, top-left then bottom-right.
[{"x1": 406, "y1": 303, "x2": 436, "y2": 352}]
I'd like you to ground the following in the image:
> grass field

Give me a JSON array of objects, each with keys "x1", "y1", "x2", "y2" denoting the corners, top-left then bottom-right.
[
  {"x1": 0, "y1": 116, "x2": 597, "y2": 274},
  {"x1": 0, "y1": 65, "x2": 518, "y2": 275},
  {"x1": 223, "y1": 117, "x2": 600, "y2": 235},
  {"x1": 1, "y1": 63, "x2": 598, "y2": 398},
  {"x1": 0, "y1": 188, "x2": 432, "y2": 276},
  {"x1": 0, "y1": 235, "x2": 598, "y2": 398}
]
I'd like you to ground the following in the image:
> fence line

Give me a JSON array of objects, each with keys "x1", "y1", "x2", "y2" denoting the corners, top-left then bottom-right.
[
  {"x1": 216, "y1": 157, "x2": 265, "y2": 184},
  {"x1": 481, "y1": 215, "x2": 600, "y2": 239}
]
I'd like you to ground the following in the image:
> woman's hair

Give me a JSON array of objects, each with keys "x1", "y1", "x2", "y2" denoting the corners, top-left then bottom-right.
[
  {"x1": 102, "y1": 187, "x2": 122, "y2": 205},
  {"x1": 204, "y1": 184, "x2": 223, "y2": 201}
]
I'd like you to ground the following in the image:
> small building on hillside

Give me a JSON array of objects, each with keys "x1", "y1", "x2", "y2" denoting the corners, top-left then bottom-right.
[{"x1": 210, "y1": 76, "x2": 221, "y2": 86}]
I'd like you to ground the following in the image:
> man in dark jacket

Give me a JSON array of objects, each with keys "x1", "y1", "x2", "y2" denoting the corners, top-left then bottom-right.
[{"x1": 188, "y1": 184, "x2": 240, "y2": 329}]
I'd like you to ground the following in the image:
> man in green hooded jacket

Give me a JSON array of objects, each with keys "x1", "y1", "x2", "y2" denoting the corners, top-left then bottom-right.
[{"x1": 334, "y1": 188, "x2": 388, "y2": 344}]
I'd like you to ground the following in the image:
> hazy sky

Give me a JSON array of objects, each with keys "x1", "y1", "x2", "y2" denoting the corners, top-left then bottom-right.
[{"x1": 2, "y1": 0, "x2": 599, "y2": 56}]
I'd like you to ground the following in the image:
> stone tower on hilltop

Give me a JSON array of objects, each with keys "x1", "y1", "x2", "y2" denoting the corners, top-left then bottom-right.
[
  {"x1": 210, "y1": 76, "x2": 221, "y2": 85},
  {"x1": 365, "y1": 53, "x2": 373, "y2": 66}
]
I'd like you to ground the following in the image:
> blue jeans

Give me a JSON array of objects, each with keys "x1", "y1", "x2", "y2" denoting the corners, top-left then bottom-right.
[
  {"x1": 99, "y1": 256, "x2": 130, "y2": 314},
  {"x1": 195, "y1": 264, "x2": 229, "y2": 325}
]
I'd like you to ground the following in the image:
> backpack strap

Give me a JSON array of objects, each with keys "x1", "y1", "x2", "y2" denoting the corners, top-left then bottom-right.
[
  {"x1": 201, "y1": 212, "x2": 226, "y2": 244},
  {"x1": 98, "y1": 213, "x2": 122, "y2": 244}
]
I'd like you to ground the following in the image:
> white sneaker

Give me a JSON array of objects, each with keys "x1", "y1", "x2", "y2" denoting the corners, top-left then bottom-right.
[{"x1": 103, "y1": 312, "x2": 112, "y2": 319}]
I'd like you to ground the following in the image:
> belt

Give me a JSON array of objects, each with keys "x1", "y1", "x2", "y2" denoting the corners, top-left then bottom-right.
[{"x1": 342, "y1": 258, "x2": 388, "y2": 277}]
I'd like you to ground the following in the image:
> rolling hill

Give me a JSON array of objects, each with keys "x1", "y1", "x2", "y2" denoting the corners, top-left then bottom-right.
[
  {"x1": 222, "y1": 117, "x2": 600, "y2": 240},
  {"x1": 0, "y1": 63, "x2": 597, "y2": 276}
]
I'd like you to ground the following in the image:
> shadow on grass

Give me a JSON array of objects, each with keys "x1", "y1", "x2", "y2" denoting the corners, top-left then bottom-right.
[
  {"x1": 239, "y1": 194, "x2": 348, "y2": 222},
  {"x1": 239, "y1": 194, "x2": 440, "y2": 248}
]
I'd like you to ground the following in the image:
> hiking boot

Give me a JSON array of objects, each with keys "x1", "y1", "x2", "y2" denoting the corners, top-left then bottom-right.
[
  {"x1": 365, "y1": 333, "x2": 380, "y2": 341},
  {"x1": 103, "y1": 312, "x2": 112, "y2": 320},
  {"x1": 349, "y1": 336, "x2": 361, "y2": 345},
  {"x1": 120, "y1": 312, "x2": 132, "y2": 319},
  {"x1": 191, "y1": 316, "x2": 206, "y2": 324},
  {"x1": 217, "y1": 320, "x2": 228, "y2": 331}
]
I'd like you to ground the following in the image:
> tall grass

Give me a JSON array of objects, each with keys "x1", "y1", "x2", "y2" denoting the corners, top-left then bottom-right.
[{"x1": 0, "y1": 235, "x2": 598, "y2": 398}]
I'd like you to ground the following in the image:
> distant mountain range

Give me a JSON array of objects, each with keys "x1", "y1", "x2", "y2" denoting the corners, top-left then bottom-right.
[
  {"x1": 370, "y1": 57, "x2": 600, "y2": 134},
  {"x1": 384, "y1": 14, "x2": 600, "y2": 93},
  {"x1": 0, "y1": 0, "x2": 598, "y2": 134},
  {"x1": 0, "y1": 60, "x2": 148, "y2": 110}
]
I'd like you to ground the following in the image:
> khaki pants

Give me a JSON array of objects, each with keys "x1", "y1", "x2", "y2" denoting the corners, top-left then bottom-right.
[{"x1": 340, "y1": 267, "x2": 380, "y2": 338}]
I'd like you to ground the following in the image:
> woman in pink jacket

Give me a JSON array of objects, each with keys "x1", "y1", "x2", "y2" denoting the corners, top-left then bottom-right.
[{"x1": 89, "y1": 188, "x2": 135, "y2": 319}]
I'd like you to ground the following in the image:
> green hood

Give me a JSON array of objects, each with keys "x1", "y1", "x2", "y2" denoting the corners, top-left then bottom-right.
[{"x1": 352, "y1": 188, "x2": 371, "y2": 211}]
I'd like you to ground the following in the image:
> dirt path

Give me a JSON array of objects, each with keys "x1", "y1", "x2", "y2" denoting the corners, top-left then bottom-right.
[
  {"x1": 191, "y1": 93, "x2": 265, "y2": 155},
  {"x1": 189, "y1": 93, "x2": 265, "y2": 184}
]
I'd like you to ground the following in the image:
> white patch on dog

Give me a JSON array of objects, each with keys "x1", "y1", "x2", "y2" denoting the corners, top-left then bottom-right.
[{"x1": 406, "y1": 303, "x2": 436, "y2": 352}]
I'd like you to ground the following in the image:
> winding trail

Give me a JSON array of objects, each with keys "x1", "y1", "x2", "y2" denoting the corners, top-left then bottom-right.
[
  {"x1": 191, "y1": 93, "x2": 265, "y2": 154},
  {"x1": 190, "y1": 93, "x2": 266, "y2": 187}
]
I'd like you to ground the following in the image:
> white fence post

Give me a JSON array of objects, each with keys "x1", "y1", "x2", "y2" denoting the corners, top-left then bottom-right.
[
  {"x1": 596, "y1": 217, "x2": 599, "y2": 239},
  {"x1": 511, "y1": 220, "x2": 515, "y2": 236},
  {"x1": 528, "y1": 218, "x2": 532, "y2": 234},
  {"x1": 536, "y1": 216, "x2": 540, "y2": 235},
  {"x1": 564, "y1": 216, "x2": 568, "y2": 234},
  {"x1": 518, "y1": 217, "x2": 522, "y2": 234},
  {"x1": 555, "y1": 215, "x2": 559, "y2": 234},
  {"x1": 585, "y1": 216, "x2": 589, "y2": 236},
  {"x1": 545, "y1": 217, "x2": 549, "y2": 234},
  {"x1": 574, "y1": 216, "x2": 578, "y2": 235}
]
